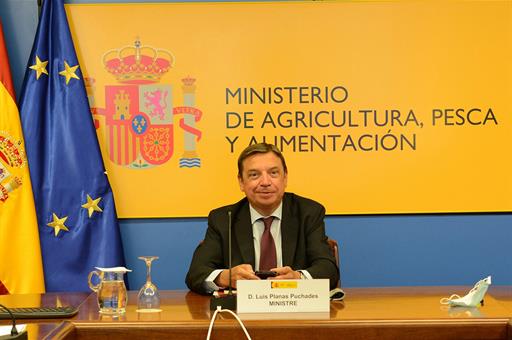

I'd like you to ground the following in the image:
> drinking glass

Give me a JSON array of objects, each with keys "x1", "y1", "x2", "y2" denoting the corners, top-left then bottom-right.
[{"x1": 137, "y1": 256, "x2": 161, "y2": 312}]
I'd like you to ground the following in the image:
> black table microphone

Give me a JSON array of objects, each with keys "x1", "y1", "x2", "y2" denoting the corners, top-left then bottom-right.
[{"x1": 210, "y1": 210, "x2": 237, "y2": 310}]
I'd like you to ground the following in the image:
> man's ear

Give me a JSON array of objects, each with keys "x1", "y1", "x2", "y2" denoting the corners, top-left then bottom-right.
[{"x1": 238, "y1": 174, "x2": 244, "y2": 191}]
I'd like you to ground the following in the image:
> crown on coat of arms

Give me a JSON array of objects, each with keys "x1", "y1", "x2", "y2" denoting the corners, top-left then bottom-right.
[
  {"x1": 102, "y1": 39, "x2": 174, "y2": 84},
  {"x1": 181, "y1": 76, "x2": 196, "y2": 86}
]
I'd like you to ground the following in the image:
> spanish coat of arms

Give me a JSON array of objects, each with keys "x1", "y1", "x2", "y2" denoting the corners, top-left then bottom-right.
[{"x1": 87, "y1": 39, "x2": 202, "y2": 169}]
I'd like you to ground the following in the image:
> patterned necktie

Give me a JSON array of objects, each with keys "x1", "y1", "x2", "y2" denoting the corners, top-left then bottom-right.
[{"x1": 259, "y1": 216, "x2": 277, "y2": 270}]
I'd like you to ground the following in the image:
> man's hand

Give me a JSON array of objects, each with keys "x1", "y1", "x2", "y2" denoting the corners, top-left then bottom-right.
[
  {"x1": 215, "y1": 264, "x2": 259, "y2": 288},
  {"x1": 272, "y1": 266, "x2": 301, "y2": 280}
]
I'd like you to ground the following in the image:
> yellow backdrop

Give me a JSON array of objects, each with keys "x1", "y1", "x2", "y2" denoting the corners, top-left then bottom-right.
[{"x1": 66, "y1": 1, "x2": 511, "y2": 217}]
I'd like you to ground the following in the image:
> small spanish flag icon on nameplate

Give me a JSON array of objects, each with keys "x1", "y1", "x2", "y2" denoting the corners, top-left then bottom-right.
[{"x1": 271, "y1": 281, "x2": 298, "y2": 289}]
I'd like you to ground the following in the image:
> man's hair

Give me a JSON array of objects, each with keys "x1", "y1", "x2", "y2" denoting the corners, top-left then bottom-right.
[{"x1": 237, "y1": 143, "x2": 288, "y2": 177}]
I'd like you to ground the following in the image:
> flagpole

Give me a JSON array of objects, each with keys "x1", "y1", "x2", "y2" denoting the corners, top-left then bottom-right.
[{"x1": 38, "y1": 0, "x2": 43, "y2": 17}]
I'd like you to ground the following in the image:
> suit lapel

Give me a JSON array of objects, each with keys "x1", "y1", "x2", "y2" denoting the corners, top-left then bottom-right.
[
  {"x1": 281, "y1": 194, "x2": 298, "y2": 266},
  {"x1": 234, "y1": 202, "x2": 255, "y2": 266}
]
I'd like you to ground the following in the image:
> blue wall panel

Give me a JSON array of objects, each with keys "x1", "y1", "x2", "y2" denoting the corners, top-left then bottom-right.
[
  {"x1": 119, "y1": 214, "x2": 512, "y2": 290},
  {"x1": 325, "y1": 214, "x2": 512, "y2": 287}
]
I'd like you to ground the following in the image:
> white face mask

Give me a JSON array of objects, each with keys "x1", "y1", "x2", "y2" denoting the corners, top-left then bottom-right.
[{"x1": 440, "y1": 276, "x2": 492, "y2": 307}]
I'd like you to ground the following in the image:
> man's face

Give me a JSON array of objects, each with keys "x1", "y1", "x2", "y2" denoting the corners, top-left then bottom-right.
[{"x1": 238, "y1": 151, "x2": 287, "y2": 216}]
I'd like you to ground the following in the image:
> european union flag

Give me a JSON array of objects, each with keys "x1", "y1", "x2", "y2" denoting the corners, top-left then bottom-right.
[{"x1": 19, "y1": 0, "x2": 125, "y2": 292}]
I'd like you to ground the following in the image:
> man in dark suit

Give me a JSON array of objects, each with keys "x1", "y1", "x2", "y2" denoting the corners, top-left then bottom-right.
[{"x1": 186, "y1": 143, "x2": 339, "y2": 295}]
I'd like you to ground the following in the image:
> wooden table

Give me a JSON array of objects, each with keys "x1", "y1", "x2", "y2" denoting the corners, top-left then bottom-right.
[
  {"x1": 3, "y1": 287, "x2": 512, "y2": 339},
  {"x1": 490, "y1": 286, "x2": 512, "y2": 312}
]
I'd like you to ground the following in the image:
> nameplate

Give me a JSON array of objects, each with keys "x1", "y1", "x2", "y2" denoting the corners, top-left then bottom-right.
[{"x1": 237, "y1": 279, "x2": 329, "y2": 313}]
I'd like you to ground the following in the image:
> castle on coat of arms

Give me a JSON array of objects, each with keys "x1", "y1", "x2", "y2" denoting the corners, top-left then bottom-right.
[{"x1": 87, "y1": 39, "x2": 202, "y2": 169}]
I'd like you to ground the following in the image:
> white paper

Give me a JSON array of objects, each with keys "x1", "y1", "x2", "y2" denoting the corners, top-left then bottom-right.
[
  {"x1": 94, "y1": 266, "x2": 132, "y2": 272},
  {"x1": 0, "y1": 324, "x2": 26, "y2": 336}
]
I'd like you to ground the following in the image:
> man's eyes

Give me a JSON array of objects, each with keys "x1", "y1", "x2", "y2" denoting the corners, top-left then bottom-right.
[{"x1": 246, "y1": 170, "x2": 280, "y2": 179}]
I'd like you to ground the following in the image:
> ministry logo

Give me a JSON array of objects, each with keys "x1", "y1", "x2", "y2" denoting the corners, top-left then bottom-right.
[{"x1": 87, "y1": 39, "x2": 202, "y2": 169}]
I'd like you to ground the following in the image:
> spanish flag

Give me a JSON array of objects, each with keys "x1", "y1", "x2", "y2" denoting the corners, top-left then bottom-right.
[{"x1": 0, "y1": 20, "x2": 45, "y2": 294}]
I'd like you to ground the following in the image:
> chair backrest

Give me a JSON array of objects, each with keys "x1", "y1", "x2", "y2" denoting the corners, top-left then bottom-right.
[{"x1": 327, "y1": 238, "x2": 341, "y2": 288}]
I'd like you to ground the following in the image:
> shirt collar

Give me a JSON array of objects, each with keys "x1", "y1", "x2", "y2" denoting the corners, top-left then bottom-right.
[{"x1": 249, "y1": 201, "x2": 283, "y2": 225}]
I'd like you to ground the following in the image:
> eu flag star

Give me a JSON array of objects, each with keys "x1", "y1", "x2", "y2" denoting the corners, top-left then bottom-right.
[
  {"x1": 58, "y1": 61, "x2": 80, "y2": 85},
  {"x1": 47, "y1": 213, "x2": 70, "y2": 236},
  {"x1": 81, "y1": 194, "x2": 103, "y2": 218},
  {"x1": 29, "y1": 55, "x2": 49, "y2": 79}
]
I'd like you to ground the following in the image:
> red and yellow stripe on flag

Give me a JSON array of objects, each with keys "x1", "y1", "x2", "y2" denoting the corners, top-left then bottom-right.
[{"x1": 0, "y1": 20, "x2": 45, "y2": 294}]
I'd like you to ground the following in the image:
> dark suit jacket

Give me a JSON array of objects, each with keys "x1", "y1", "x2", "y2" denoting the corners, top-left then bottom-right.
[{"x1": 185, "y1": 193, "x2": 339, "y2": 294}]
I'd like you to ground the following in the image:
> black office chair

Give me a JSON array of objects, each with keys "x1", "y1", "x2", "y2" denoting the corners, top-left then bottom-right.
[{"x1": 327, "y1": 238, "x2": 345, "y2": 300}]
